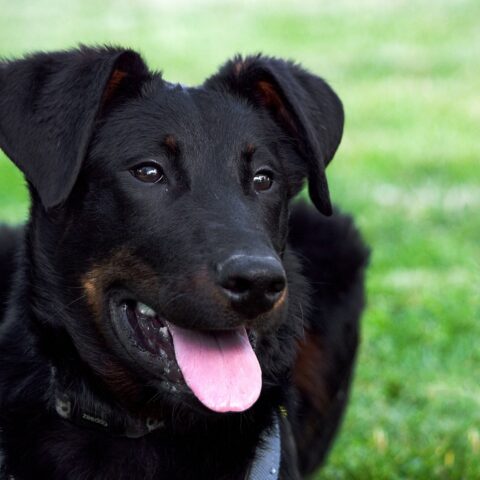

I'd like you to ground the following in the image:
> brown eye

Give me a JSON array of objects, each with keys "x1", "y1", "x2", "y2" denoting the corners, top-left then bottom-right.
[
  {"x1": 131, "y1": 163, "x2": 164, "y2": 183},
  {"x1": 253, "y1": 171, "x2": 273, "y2": 192}
]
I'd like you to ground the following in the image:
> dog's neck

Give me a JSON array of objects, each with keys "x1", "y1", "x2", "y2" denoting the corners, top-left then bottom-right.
[{"x1": 48, "y1": 364, "x2": 283, "y2": 480}]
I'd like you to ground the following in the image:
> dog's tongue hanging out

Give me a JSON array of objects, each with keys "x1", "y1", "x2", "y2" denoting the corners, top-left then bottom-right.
[{"x1": 167, "y1": 324, "x2": 262, "y2": 413}]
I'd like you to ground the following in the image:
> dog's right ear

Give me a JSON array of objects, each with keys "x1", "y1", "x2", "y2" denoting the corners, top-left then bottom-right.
[{"x1": 0, "y1": 46, "x2": 149, "y2": 210}]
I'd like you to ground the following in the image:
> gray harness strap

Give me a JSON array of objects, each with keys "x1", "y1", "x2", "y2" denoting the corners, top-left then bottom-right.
[{"x1": 247, "y1": 412, "x2": 281, "y2": 480}]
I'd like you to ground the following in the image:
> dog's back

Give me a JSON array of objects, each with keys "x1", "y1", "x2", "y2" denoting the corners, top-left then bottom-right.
[{"x1": 0, "y1": 225, "x2": 22, "y2": 321}]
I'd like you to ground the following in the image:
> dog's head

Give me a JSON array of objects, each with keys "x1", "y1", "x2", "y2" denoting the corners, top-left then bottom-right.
[{"x1": 0, "y1": 47, "x2": 343, "y2": 415}]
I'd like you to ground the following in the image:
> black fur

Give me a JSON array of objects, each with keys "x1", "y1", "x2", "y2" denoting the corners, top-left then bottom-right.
[
  {"x1": 0, "y1": 226, "x2": 22, "y2": 320},
  {"x1": 0, "y1": 47, "x2": 368, "y2": 479}
]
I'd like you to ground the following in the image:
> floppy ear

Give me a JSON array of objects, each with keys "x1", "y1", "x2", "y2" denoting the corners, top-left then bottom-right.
[
  {"x1": 0, "y1": 46, "x2": 149, "y2": 210},
  {"x1": 204, "y1": 55, "x2": 344, "y2": 216}
]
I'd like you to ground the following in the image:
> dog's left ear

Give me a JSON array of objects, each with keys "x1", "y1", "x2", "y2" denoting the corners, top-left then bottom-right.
[
  {"x1": 204, "y1": 55, "x2": 344, "y2": 216},
  {"x1": 0, "y1": 46, "x2": 149, "y2": 210}
]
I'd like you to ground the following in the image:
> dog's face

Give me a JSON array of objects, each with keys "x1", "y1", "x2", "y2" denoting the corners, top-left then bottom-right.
[
  {"x1": 0, "y1": 48, "x2": 343, "y2": 415},
  {"x1": 82, "y1": 87, "x2": 291, "y2": 328},
  {"x1": 63, "y1": 87, "x2": 296, "y2": 412}
]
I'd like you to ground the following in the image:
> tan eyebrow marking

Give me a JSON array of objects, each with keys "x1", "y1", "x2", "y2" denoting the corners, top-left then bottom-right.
[
  {"x1": 243, "y1": 143, "x2": 256, "y2": 160},
  {"x1": 163, "y1": 134, "x2": 178, "y2": 155}
]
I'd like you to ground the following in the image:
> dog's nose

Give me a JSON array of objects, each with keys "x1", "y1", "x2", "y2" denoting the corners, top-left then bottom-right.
[{"x1": 216, "y1": 255, "x2": 287, "y2": 318}]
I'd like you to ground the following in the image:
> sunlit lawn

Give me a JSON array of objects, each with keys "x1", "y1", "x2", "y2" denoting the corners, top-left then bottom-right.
[{"x1": 1, "y1": 0, "x2": 479, "y2": 477}]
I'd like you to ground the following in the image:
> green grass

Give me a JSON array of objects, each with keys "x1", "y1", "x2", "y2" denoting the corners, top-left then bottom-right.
[{"x1": 1, "y1": 0, "x2": 479, "y2": 477}]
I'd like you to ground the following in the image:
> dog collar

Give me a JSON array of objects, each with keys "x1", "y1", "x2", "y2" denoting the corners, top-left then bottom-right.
[
  {"x1": 50, "y1": 366, "x2": 164, "y2": 438},
  {"x1": 52, "y1": 391, "x2": 164, "y2": 438}
]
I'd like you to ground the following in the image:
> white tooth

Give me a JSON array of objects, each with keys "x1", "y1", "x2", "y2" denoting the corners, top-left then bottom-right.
[
  {"x1": 159, "y1": 327, "x2": 168, "y2": 339},
  {"x1": 137, "y1": 302, "x2": 157, "y2": 318}
]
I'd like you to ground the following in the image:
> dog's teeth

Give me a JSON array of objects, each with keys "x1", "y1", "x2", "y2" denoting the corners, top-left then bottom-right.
[
  {"x1": 136, "y1": 302, "x2": 157, "y2": 318},
  {"x1": 159, "y1": 327, "x2": 169, "y2": 339}
]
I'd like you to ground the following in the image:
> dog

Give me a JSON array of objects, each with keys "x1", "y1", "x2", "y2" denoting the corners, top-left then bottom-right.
[{"x1": 0, "y1": 47, "x2": 369, "y2": 480}]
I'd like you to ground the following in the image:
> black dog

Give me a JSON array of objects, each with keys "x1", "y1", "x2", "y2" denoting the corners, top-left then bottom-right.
[{"x1": 0, "y1": 47, "x2": 368, "y2": 479}]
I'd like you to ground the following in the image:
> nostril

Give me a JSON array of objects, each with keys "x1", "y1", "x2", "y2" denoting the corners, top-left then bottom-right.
[{"x1": 222, "y1": 276, "x2": 251, "y2": 295}]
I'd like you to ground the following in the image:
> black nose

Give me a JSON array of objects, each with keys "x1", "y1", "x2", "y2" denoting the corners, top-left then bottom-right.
[{"x1": 216, "y1": 255, "x2": 287, "y2": 318}]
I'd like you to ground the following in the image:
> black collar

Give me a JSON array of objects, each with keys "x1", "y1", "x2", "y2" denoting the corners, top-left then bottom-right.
[{"x1": 49, "y1": 366, "x2": 165, "y2": 438}]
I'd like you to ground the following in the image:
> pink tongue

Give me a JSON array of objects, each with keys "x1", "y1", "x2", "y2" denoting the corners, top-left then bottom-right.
[{"x1": 167, "y1": 323, "x2": 262, "y2": 413}]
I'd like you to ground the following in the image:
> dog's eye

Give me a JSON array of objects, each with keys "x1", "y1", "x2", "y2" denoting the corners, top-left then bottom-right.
[
  {"x1": 131, "y1": 163, "x2": 164, "y2": 184},
  {"x1": 253, "y1": 171, "x2": 273, "y2": 192}
]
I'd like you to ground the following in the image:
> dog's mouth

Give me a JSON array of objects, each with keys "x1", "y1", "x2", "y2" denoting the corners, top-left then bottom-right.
[{"x1": 109, "y1": 295, "x2": 262, "y2": 413}]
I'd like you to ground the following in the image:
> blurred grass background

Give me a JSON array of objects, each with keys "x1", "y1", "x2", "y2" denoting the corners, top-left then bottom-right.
[{"x1": 1, "y1": 0, "x2": 479, "y2": 477}]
